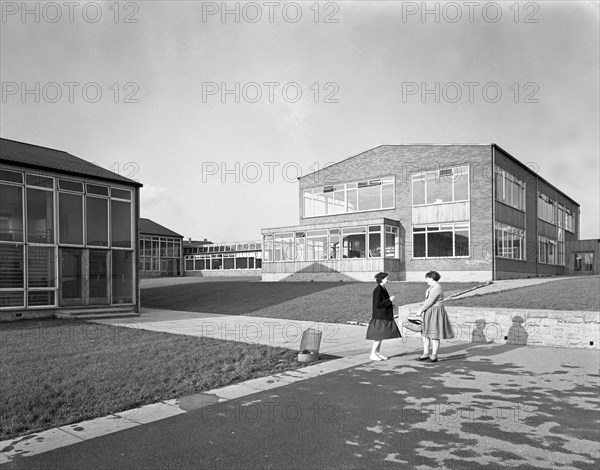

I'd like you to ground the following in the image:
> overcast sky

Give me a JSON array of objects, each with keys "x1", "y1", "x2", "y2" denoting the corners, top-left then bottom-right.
[{"x1": 1, "y1": 0, "x2": 598, "y2": 241}]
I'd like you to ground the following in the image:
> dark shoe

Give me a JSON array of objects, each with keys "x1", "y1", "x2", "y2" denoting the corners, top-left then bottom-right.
[
  {"x1": 416, "y1": 356, "x2": 430, "y2": 361},
  {"x1": 429, "y1": 357, "x2": 438, "y2": 363}
]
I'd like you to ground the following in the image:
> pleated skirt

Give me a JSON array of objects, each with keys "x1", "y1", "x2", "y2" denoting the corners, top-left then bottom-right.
[
  {"x1": 366, "y1": 319, "x2": 401, "y2": 340},
  {"x1": 422, "y1": 305, "x2": 454, "y2": 340}
]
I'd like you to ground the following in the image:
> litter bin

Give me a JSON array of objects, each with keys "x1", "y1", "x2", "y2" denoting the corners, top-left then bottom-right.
[{"x1": 298, "y1": 328, "x2": 322, "y2": 362}]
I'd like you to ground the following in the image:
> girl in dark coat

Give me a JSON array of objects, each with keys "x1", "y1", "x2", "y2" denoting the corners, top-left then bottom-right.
[{"x1": 366, "y1": 272, "x2": 401, "y2": 360}]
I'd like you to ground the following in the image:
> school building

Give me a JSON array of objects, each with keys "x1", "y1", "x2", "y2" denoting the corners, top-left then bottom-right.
[
  {"x1": 0, "y1": 138, "x2": 142, "y2": 320},
  {"x1": 261, "y1": 144, "x2": 583, "y2": 282},
  {"x1": 183, "y1": 239, "x2": 262, "y2": 276},
  {"x1": 139, "y1": 218, "x2": 184, "y2": 278}
]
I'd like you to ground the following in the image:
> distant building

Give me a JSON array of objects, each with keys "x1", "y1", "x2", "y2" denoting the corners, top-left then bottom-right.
[
  {"x1": 0, "y1": 138, "x2": 142, "y2": 319},
  {"x1": 183, "y1": 240, "x2": 262, "y2": 276},
  {"x1": 262, "y1": 144, "x2": 582, "y2": 282},
  {"x1": 139, "y1": 218, "x2": 184, "y2": 277}
]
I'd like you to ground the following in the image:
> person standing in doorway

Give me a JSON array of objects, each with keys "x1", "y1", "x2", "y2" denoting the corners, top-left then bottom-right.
[
  {"x1": 415, "y1": 271, "x2": 454, "y2": 363},
  {"x1": 366, "y1": 272, "x2": 401, "y2": 360}
]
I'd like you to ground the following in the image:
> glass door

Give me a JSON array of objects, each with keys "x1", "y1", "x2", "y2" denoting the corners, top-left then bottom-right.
[
  {"x1": 60, "y1": 248, "x2": 84, "y2": 306},
  {"x1": 89, "y1": 249, "x2": 109, "y2": 305},
  {"x1": 59, "y1": 248, "x2": 110, "y2": 306}
]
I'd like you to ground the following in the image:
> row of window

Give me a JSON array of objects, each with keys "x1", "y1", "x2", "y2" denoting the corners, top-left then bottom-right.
[
  {"x1": 495, "y1": 222, "x2": 526, "y2": 260},
  {"x1": 264, "y1": 225, "x2": 400, "y2": 262},
  {"x1": 303, "y1": 178, "x2": 395, "y2": 217},
  {"x1": 538, "y1": 193, "x2": 574, "y2": 231},
  {"x1": 495, "y1": 167, "x2": 526, "y2": 211},
  {"x1": 184, "y1": 242, "x2": 262, "y2": 255},
  {"x1": 412, "y1": 166, "x2": 469, "y2": 206},
  {"x1": 139, "y1": 236, "x2": 182, "y2": 258},
  {"x1": 184, "y1": 254, "x2": 263, "y2": 270},
  {"x1": 412, "y1": 223, "x2": 470, "y2": 258},
  {"x1": 0, "y1": 171, "x2": 133, "y2": 248}
]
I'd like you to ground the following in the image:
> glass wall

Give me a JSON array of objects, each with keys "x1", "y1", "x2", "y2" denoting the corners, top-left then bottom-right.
[
  {"x1": 412, "y1": 223, "x2": 470, "y2": 258},
  {"x1": 303, "y1": 177, "x2": 394, "y2": 217},
  {"x1": 495, "y1": 222, "x2": 526, "y2": 260},
  {"x1": 183, "y1": 241, "x2": 262, "y2": 272},
  {"x1": 264, "y1": 225, "x2": 400, "y2": 262},
  {"x1": 139, "y1": 235, "x2": 182, "y2": 276},
  {"x1": 412, "y1": 166, "x2": 469, "y2": 206},
  {"x1": 0, "y1": 168, "x2": 135, "y2": 309}
]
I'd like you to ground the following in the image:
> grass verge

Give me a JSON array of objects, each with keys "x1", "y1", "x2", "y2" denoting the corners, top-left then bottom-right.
[
  {"x1": 446, "y1": 276, "x2": 599, "y2": 311},
  {"x1": 0, "y1": 319, "x2": 314, "y2": 441}
]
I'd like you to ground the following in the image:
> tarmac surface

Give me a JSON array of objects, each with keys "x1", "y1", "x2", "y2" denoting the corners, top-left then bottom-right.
[{"x1": 1, "y1": 276, "x2": 599, "y2": 469}]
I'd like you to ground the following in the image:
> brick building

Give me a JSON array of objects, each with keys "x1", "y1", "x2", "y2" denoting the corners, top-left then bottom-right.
[{"x1": 261, "y1": 144, "x2": 580, "y2": 282}]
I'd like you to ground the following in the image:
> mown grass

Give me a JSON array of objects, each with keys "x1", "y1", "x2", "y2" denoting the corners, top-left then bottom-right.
[
  {"x1": 446, "y1": 276, "x2": 600, "y2": 311},
  {"x1": 0, "y1": 319, "x2": 310, "y2": 441},
  {"x1": 142, "y1": 281, "x2": 482, "y2": 323}
]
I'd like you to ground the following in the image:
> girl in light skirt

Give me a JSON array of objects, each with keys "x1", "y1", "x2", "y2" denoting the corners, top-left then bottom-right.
[{"x1": 415, "y1": 271, "x2": 454, "y2": 363}]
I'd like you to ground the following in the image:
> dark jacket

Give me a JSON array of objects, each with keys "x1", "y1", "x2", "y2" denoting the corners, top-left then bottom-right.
[{"x1": 372, "y1": 285, "x2": 394, "y2": 320}]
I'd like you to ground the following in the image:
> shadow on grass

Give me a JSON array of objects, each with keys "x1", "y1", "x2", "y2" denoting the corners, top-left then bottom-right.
[{"x1": 141, "y1": 281, "x2": 346, "y2": 315}]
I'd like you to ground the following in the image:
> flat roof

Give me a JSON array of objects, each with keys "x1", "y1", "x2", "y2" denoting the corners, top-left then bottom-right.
[{"x1": 1, "y1": 138, "x2": 142, "y2": 187}]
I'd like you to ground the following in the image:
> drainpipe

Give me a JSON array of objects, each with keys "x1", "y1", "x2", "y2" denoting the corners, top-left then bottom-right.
[
  {"x1": 535, "y1": 175, "x2": 539, "y2": 277},
  {"x1": 491, "y1": 145, "x2": 496, "y2": 281}
]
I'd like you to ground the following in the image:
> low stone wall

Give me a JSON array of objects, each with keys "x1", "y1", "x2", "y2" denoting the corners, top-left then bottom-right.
[{"x1": 397, "y1": 304, "x2": 600, "y2": 349}]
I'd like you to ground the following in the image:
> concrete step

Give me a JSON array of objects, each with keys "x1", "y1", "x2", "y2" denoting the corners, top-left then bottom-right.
[{"x1": 55, "y1": 307, "x2": 139, "y2": 320}]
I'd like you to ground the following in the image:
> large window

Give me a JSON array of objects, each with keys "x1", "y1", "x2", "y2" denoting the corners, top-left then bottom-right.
[
  {"x1": 495, "y1": 222, "x2": 525, "y2": 260},
  {"x1": 538, "y1": 193, "x2": 556, "y2": 224},
  {"x1": 412, "y1": 166, "x2": 469, "y2": 206},
  {"x1": 342, "y1": 227, "x2": 366, "y2": 259},
  {"x1": 140, "y1": 235, "x2": 182, "y2": 276},
  {"x1": 495, "y1": 167, "x2": 525, "y2": 211},
  {"x1": 306, "y1": 230, "x2": 328, "y2": 261},
  {"x1": 59, "y1": 193, "x2": 84, "y2": 245},
  {"x1": 538, "y1": 235, "x2": 556, "y2": 264},
  {"x1": 111, "y1": 199, "x2": 132, "y2": 248},
  {"x1": 0, "y1": 183, "x2": 24, "y2": 242},
  {"x1": 303, "y1": 177, "x2": 394, "y2": 217},
  {"x1": 87, "y1": 196, "x2": 109, "y2": 246},
  {"x1": 565, "y1": 208, "x2": 575, "y2": 233},
  {"x1": 412, "y1": 223, "x2": 470, "y2": 258}
]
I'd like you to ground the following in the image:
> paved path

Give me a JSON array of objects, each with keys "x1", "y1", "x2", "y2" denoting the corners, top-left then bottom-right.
[{"x1": 2, "y1": 338, "x2": 599, "y2": 469}]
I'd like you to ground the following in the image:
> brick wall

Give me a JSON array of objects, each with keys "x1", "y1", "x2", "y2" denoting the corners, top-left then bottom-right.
[{"x1": 298, "y1": 145, "x2": 494, "y2": 281}]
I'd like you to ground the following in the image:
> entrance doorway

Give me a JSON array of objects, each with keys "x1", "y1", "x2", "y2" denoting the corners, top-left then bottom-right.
[{"x1": 59, "y1": 248, "x2": 109, "y2": 306}]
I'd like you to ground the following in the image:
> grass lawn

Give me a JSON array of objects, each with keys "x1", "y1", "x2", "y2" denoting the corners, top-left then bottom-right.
[
  {"x1": 0, "y1": 319, "x2": 313, "y2": 441},
  {"x1": 446, "y1": 276, "x2": 600, "y2": 311},
  {"x1": 142, "y1": 281, "x2": 482, "y2": 323}
]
